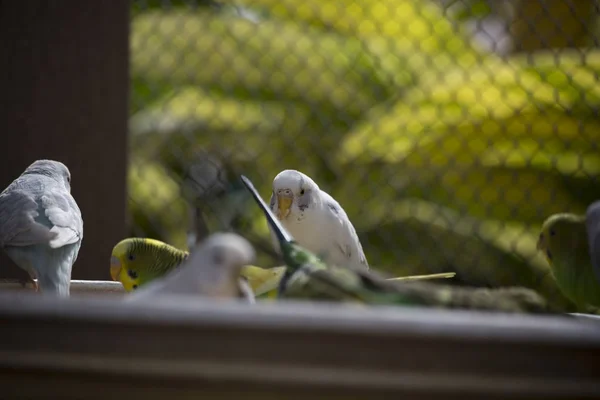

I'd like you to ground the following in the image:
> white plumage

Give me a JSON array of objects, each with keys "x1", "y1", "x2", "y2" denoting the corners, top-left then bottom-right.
[
  {"x1": 127, "y1": 233, "x2": 256, "y2": 303},
  {"x1": 268, "y1": 169, "x2": 368, "y2": 270}
]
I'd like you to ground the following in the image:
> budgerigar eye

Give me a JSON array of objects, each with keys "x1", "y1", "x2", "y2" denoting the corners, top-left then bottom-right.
[
  {"x1": 550, "y1": 230, "x2": 556, "y2": 236},
  {"x1": 300, "y1": 189, "x2": 305, "y2": 195},
  {"x1": 128, "y1": 269, "x2": 138, "y2": 279},
  {"x1": 128, "y1": 254, "x2": 135, "y2": 261}
]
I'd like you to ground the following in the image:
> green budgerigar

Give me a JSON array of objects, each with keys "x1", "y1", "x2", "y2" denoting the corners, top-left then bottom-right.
[
  {"x1": 240, "y1": 175, "x2": 560, "y2": 314},
  {"x1": 586, "y1": 201, "x2": 600, "y2": 284},
  {"x1": 110, "y1": 238, "x2": 188, "y2": 292},
  {"x1": 537, "y1": 212, "x2": 600, "y2": 309}
]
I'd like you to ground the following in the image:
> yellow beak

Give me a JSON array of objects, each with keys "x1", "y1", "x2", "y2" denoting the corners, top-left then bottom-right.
[
  {"x1": 110, "y1": 255, "x2": 122, "y2": 281},
  {"x1": 277, "y1": 195, "x2": 293, "y2": 220}
]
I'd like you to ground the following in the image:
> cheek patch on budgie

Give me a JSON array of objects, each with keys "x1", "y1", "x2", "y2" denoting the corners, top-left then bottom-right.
[{"x1": 298, "y1": 195, "x2": 310, "y2": 212}]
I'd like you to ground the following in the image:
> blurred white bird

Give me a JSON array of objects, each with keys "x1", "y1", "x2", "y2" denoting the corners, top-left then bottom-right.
[
  {"x1": 268, "y1": 169, "x2": 368, "y2": 270},
  {"x1": 126, "y1": 232, "x2": 256, "y2": 303}
]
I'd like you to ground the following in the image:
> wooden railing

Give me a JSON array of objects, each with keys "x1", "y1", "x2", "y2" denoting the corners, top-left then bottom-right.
[{"x1": 0, "y1": 288, "x2": 599, "y2": 399}]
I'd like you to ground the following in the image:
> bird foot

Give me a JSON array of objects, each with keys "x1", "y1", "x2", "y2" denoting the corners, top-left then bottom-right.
[{"x1": 19, "y1": 276, "x2": 38, "y2": 291}]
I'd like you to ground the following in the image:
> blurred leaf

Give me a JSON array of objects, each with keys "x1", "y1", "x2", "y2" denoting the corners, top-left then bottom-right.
[
  {"x1": 131, "y1": 0, "x2": 224, "y2": 17},
  {"x1": 131, "y1": 10, "x2": 398, "y2": 116},
  {"x1": 444, "y1": 0, "x2": 493, "y2": 21},
  {"x1": 517, "y1": 49, "x2": 600, "y2": 113},
  {"x1": 338, "y1": 54, "x2": 600, "y2": 224},
  {"x1": 128, "y1": 158, "x2": 189, "y2": 250},
  {"x1": 235, "y1": 0, "x2": 484, "y2": 86},
  {"x1": 236, "y1": 0, "x2": 474, "y2": 55}
]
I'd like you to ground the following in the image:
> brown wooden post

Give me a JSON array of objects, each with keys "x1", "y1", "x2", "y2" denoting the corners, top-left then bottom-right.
[{"x1": 0, "y1": 1, "x2": 129, "y2": 280}]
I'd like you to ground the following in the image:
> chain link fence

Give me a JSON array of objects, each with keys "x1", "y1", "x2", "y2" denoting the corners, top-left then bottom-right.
[{"x1": 128, "y1": 0, "x2": 600, "y2": 311}]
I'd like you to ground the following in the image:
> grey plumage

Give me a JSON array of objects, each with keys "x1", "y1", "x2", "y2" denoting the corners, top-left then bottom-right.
[
  {"x1": 586, "y1": 200, "x2": 600, "y2": 283},
  {"x1": 127, "y1": 232, "x2": 256, "y2": 302},
  {"x1": 0, "y1": 159, "x2": 83, "y2": 296}
]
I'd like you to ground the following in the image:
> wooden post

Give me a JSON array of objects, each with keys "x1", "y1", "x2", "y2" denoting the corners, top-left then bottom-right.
[{"x1": 0, "y1": 1, "x2": 129, "y2": 280}]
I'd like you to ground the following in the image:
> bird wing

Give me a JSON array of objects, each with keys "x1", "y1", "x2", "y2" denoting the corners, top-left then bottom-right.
[
  {"x1": 320, "y1": 191, "x2": 369, "y2": 269},
  {"x1": 0, "y1": 188, "x2": 56, "y2": 247},
  {"x1": 40, "y1": 192, "x2": 83, "y2": 249}
]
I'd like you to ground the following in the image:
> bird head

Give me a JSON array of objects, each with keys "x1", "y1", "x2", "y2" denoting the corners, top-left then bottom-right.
[
  {"x1": 194, "y1": 233, "x2": 256, "y2": 276},
  {"x1": 271, "y1": 169, "x2": 319, "y2": 220},
  {"x1": 110, "y1": 238, "x2": 137, "y2": 290},
  {"x1": 110, "y1": 238, "x2": 160, "y2": 291},
  {"x1": 23, "y1": 159, "x2": 72, "y2": 191},
  {"x1": 111, "y1": 237, "x2": 190, "y2": 292},
  {"x1": 537, "y1": 213, "x2": 585, "y2": 264}
]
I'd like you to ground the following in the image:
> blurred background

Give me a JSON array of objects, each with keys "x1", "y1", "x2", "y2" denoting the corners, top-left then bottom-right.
[{"x1": 128, "y1": 0, "x2": 600, "y2": 310}]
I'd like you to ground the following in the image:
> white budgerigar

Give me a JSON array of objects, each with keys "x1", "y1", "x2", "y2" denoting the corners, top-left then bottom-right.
[
  {"x1": 268, "y1": 169, "x2": 368, "y2": 270},
  {"x1": 0, "y1": 159, "x2": 83, "y2": 297},
  {"x1": 127, "y1": 232, "x2": 256, "y2": 303}
]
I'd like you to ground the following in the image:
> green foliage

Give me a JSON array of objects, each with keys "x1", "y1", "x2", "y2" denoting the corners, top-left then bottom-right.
[{"x1": 129, "y1": 0, "x2": 598, "y2": 311}]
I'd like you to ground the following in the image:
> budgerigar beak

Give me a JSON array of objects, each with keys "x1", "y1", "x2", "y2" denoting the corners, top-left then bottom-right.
[
  {"x1": 110, "y1": 255, "x2": 122, "y2": 281},
  {"x1": 277, "y1": 194, "x2": 293, "y2": 220}
]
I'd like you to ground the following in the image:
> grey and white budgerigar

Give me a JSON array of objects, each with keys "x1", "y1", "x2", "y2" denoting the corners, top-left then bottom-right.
[
  {"x1": 126, "y1": 232, "x2": 256, "y2": 303},
  {"x1": 268, "y1": 169, "x2": 368, "y2": 270},
  {"x1": 586, "y1": 200, "x2": 600, "y2": 284},
  {"x1": 0, "y1": 159, "x2": 83, "y2": 297}
]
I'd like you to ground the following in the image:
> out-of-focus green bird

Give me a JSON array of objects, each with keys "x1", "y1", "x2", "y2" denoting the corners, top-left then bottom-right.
[
  {"x1": 537, "y1": 212, "x2": 600, "y2": 309},
  {"x1": 586, "y1": 201, "x2": 600, "y2": 284},
  {"x1": 241, "y1": 175, "x2": 562, "y2": 314},
  {"x1": 110, "y1": 237, "x2": 285, "y2": 297}
]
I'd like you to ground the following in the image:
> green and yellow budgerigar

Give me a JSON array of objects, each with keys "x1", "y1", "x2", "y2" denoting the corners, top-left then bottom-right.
[
  {"x1": 537, "y1": 213, "x2": 600, "y2": 310},
  {"x1": 241, "y1": 175, "x2": 560, "y2": 314},
  {"x1": 110, "y1": 237, "x2": 285, "y2": 297}
]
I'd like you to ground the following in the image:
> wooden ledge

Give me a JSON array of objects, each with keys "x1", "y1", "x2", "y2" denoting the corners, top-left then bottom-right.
[{"x1": 0, "y1": 292, "x2": 599, "y2": 399}]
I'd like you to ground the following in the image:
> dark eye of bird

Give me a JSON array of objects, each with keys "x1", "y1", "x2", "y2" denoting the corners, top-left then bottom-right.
[
  {"x1": 128, "y1": 253, "x2": 135, "y2": 261},
  {"x1": 300, "y1": 189, "x2": 305, "y2": 195},
  {"x1": 550, "y1": 230, "x2": 556, "y2": 236},
  {"x1": 128, "y1": 269, "x2": 138, "y2": 279}
]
